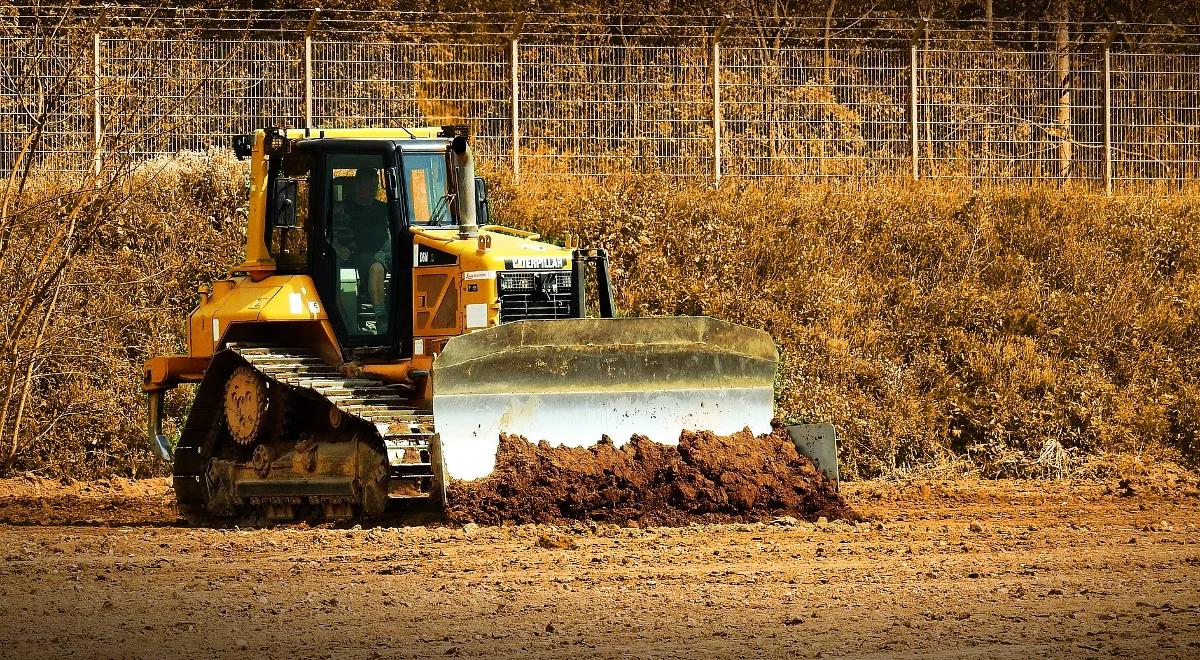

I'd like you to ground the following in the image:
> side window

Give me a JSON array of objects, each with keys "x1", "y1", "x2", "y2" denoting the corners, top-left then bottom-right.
[
  {"x1": 402, "y1": 152, "x2": 451, "y2": 227},
  {"x1": 325, "y1": 153, "x2": 392, "y2": 338},
  {"x1": 269, "y1": 152, "x2": 311, "y2": 271}
]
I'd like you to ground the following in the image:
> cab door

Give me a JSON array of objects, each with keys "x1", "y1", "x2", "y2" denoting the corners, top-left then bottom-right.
[
  {"x1": 310, "y1": 147, "x2": 411, "y2": 357},
  {"x1": 398, "y1": 149, "x2": 459, "y2": 352}
]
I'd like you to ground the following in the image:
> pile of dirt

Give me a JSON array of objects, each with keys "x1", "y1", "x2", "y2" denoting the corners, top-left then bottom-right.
[{"x1": 447, "y1": 427, "x2": 856, "y2": 526}]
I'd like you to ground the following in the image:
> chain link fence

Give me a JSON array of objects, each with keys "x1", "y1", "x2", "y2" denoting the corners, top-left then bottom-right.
[{"x1": 1, "y1": 8, "x2": 1198, "y2": 188}]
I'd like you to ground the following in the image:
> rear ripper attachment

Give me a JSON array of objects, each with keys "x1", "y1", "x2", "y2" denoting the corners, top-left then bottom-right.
[{"x1": 171, "y1": 344, "x2": 444, "y2": 522}]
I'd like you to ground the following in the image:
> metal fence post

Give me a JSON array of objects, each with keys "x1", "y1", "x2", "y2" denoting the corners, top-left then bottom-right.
[
  {"x1": 1055, "y1": 11, "x2": 1072, "y2": 183},
  {"x1": 304, "y1": 8, "x2": 320, "y2": 129},
  {"x1": 1103, "y1": 24, "x2": 1119, "y2": 195},
  {"x1": 510, "y1": 14, "x2": 525, "y2": 180},
  {"x1": 909, "y1": 22, "x2": 925, "y2": 181},
  {"x1": 712, "y1": 16, "x2": 729, "y2": 186},
  {"x1": 510, "y1": 37, "x2": 520, "y2": 179},
  {"x1": 92, "y1": 32, "x2": 101, "y2": 176}
]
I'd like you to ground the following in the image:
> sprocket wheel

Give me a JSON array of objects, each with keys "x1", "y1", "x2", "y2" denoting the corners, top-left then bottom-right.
[{"x1": 224, "y1": 365, "x2": 268, "y2": 446}]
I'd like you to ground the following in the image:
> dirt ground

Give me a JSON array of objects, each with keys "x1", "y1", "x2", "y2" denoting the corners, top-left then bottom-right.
[{"x1": 0, "y1": 475, "x2": 1198, "y2": 659}]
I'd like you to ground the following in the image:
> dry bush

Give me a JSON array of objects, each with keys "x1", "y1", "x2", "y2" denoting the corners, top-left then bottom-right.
[
  {"x1": 0, "y1": 7, "x2": 258, "y2": 479},
  {"x1": 0, "y1": 152, "x2": 246, "y2": 478},
  {"x1": 4, "y1": 154, "x2": 1199, "y2": 480},
  {"x1": 488, "y1": 171, "x2": 1200, "y2": 479}
]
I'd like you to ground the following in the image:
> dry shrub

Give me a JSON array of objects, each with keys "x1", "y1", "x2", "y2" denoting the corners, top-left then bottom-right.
[
  {"x1": 0, "y1": 152, "x2": 246, "y2": 478},
  {"x1": 489, "y1": 171, "x2": 1200, "y2": 479},
  {"x1": 5, "y1": 154, "x2": 1199, "y2": 481}
]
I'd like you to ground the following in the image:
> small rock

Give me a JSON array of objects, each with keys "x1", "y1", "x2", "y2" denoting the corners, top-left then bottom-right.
[
  {"x1": 536, "y1": 533, "x2": 578, "y2": 550},
  {"x1": 623, "y1": 520, "x2": 640, "y2": 529},
  {"x1": 545, "y1": 623, "x2": 556, "y2": 633},
  {"x1": 770, "y1": 516, "x2": 799, "y2": 527},
  {"x1": 236, "y1": 640, "x2": 248, "y2": 650},
  {"x1": 462, "y1": 523, "x2": 480, "y2": 535},
  {"x1": 351, "y1": 524, "x2": 362, "y2": 531},
  {"x1": 874, "y1": 522, "x2": 886, "y2": 531},
  {"x1": 969, "y1": 521, "x2": 985, "y2": 533},
  {"x1": 816, "y1": 516, "x2": 829, "y2": 525}
]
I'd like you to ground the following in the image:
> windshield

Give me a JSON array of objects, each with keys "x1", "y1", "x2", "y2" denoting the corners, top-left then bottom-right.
[{"x1": 402, "y1": 151, "x2": 452, "y2": 227}]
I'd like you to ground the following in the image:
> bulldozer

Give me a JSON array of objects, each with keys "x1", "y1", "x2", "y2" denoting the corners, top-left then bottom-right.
[{"x1": 143, "y1": 126, "x2": 782, "y2": 521}]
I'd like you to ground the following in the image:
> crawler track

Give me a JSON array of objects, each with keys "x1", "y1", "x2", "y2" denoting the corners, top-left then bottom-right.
[{"x1": 172, "y1": 343, "x2": 444, "y2": 522}]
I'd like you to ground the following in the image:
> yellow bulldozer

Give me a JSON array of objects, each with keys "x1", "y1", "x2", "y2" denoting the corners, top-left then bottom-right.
[{"x1": 143, "y1": 126, "x2": 784, "y2": 521}]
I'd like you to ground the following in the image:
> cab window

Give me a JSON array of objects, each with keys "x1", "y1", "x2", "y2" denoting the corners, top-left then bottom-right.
[{"x1": 403, "y1": 152, "x2": 451, "y2": 227}]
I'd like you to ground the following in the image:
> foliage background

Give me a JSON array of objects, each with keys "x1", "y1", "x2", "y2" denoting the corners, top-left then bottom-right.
[
  {"x1": 1, "y1": 0, "x2": 1198, "y2": 481},
  {"x1": 3, "y1": 154, "x2": 1198, "y2": 479},
  {"x1": 493, "y1": 173, "x2": 1200, "y2": 479}
]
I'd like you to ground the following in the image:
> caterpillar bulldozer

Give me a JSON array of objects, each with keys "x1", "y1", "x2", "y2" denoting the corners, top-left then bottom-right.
[{"x1": 143, "y1": 126, "x2": 780, "y2": 521}]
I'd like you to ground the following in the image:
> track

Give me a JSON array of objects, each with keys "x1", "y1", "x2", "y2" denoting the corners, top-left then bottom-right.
[{"x1": 172, "y1": 343, "x2": 444, "y2": 521}]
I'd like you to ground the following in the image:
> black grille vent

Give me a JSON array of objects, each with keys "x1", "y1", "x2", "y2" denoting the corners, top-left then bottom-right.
[{"x1": 498, "y1": 271, "x2": 574, "y2": 322}]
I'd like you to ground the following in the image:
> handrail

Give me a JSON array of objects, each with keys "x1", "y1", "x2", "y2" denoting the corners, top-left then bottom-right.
[
  {"x1": 482, "y1": 224, "x2": 540, "y2": 240},
  {"x1": 409, "y1": 226, "x2": 457, "y2": 242}
]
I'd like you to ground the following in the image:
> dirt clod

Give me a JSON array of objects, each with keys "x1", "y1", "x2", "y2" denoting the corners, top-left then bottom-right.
[
  {"x1": 535, "y1": 533, "x2": 578, "y2": 550},
  {"x1": 447, "y1": 428, "x2": 855, "y2": 526}
]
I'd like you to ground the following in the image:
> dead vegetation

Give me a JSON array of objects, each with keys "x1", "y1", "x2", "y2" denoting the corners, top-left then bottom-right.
[
  {"x1": 490, "y1": 171, "x2": 1200, "y2": 479},
  {"x1": 0, "y1": 152, "x2": 246, "y2": 479},
  {"x1": 2, "y1": 154, "x2": 1199, "y2": 481}
]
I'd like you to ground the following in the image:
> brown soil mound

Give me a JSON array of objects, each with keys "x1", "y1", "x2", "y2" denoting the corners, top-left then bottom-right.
[{"x1": 447, "y1": 427, "x2": 856, "y2": 526}]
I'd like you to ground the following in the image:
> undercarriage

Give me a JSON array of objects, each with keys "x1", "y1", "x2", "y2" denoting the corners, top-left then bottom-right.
[{"x1": 172, "y1": 344, "x2": 444, "y2": 523}]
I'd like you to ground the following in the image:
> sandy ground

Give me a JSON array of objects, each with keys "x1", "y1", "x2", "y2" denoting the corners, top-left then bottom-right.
[{"x1": 0, "y1": 476, "x2": 1197, "y2": 659}]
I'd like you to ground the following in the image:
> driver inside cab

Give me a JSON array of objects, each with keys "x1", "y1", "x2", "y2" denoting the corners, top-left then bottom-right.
[{"x1": 332, "y1": 168, "x2": 390, "y2": 321}]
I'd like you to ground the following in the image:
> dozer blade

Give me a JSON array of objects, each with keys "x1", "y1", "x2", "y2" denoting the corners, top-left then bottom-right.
[{"x1": 431, "y1": 317, "x2": 778, "y2": 480}]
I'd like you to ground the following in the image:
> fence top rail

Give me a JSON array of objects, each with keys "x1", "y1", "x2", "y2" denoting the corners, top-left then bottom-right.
[{"x1": 2, "y1": 5, "x2": 1199, "y2": 47}]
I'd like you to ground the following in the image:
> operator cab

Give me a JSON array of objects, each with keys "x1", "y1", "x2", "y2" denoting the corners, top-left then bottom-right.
[{"x1": 258, "y1": 129, "x2": 487, "y2": 360}]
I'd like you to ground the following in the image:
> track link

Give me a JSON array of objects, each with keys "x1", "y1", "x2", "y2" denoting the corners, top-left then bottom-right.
[{"x1": 226, "y1": 343, "x2": 442, "y2": 506}]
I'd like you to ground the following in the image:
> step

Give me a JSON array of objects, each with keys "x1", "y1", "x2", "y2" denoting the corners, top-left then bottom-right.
[{"x1": 243, "y1": 356, "x2": 327, "y2": 365}]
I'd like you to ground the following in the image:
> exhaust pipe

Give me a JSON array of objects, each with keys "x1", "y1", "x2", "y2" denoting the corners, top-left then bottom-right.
[{"x1": 451, "y1": 135, "x2": 478, "y2": 239}]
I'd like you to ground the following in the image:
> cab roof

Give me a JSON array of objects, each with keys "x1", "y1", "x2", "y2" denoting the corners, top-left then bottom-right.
[
  {"x1": 290, "y1": 137, "x2": 451, "y2": 153},
  {"x1": 281, "y1": 127, "x2": 453, "y2": 141}
]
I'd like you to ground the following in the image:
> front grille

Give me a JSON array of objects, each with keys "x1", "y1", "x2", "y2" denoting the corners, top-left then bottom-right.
[{"x1": 498, "y1": 270, "x2": 574, "y2": 322}]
